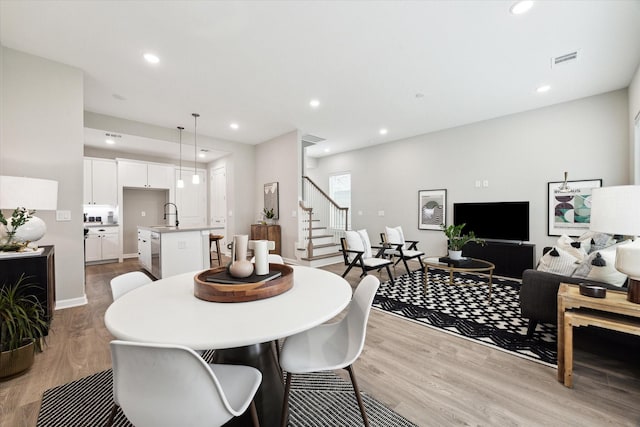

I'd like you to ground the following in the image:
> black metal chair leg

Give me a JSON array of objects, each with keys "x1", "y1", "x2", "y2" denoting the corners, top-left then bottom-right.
[
  {"x1": 249, "y1": 400, "x2": 260, "y2": 427},
  {"x1": 107, "y1": 403, "x2": 118, "y2": 426},
  {"x1": 345, "y1": 365, "x2": 369, "y2": 427},
  {"x1": 281, "y1": 372, "x2": 293, "y2": 427},
  {"x1": 526, "y1": 319, "x2": 538, "y2": 338}
]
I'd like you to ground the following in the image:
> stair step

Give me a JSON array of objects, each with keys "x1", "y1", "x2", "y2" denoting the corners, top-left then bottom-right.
[
  {"x1": 309, "y1": 234, "x2": 333, "y2": 239},
  {"x1": 301, "y1": 251, "x2": 341, "y2": 261},
  {"x1": 313, "y1": 243, "x2": 338, "y2": 249}
]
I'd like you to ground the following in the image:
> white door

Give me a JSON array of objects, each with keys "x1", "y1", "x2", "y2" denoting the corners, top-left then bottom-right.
[{"x1": 210, "y1": 166, "x2": 227, "y2": 247}]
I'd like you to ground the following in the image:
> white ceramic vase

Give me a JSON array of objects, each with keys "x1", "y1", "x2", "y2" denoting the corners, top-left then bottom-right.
[{"x1": 228, "y1": 235, "x2": 254, "y2": 278}]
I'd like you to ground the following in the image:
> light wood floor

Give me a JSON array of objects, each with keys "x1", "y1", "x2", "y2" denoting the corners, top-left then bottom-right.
[{"x1": 1, "y1": 258, "x2": 639, "y2": 426}]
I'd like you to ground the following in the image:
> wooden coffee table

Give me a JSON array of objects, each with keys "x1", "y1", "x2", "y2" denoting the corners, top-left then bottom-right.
[{"x1": 423, "y1": 257, "x2": 495, "y2": 300}]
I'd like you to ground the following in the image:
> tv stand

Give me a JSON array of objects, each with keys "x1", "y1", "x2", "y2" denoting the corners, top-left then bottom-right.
[{"x1": 462, "y1": 241, "x2": 534, "y2": 279}]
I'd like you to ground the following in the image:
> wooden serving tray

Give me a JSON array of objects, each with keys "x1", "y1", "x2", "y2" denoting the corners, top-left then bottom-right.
[{"x1": 194, "y1": 263, "x2": 293, "y2": 302}]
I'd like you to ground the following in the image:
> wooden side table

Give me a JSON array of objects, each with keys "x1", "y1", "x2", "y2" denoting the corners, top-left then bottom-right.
[
  {"x1": 557, "y1": 283, "x2": 640, "y2": 387},
  {"x1": 250, "y1": 224, "x2": 281, "y2": 255},
  {"x1": 0, "y1": 246, "x2": 55, "y2": 334}
]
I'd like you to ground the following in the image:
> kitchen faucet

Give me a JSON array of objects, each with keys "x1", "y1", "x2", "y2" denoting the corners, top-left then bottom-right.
[{"x1": 163, "y1": 203, "x2": 179, "y2": 227}]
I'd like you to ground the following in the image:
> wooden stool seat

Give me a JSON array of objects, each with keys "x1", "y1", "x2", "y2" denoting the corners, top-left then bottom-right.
[{"x1": 209, "y1": 234, "x2": 224, "y2": 267}]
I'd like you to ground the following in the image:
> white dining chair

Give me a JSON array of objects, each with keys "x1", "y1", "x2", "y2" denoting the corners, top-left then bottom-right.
[
  {"x1": 279, "y1": 274, "x2": 380, "y2": 427},
  {"x1": 110, "y1": 271, "x2": 152, "y2": 301},
  {"x1": 108, "y1": 340, "x2": 262, "y2": 427}
]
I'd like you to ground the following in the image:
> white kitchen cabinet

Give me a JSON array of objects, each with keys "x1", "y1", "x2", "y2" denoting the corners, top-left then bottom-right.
[
  {"x1": 85, "y1": 226, "x2": 120, "y2": 263},
  {"x1": 84, "y1": 158, "x2": 117, "y2": 205},
  {"x1": 137, "y1": 228, "x2": 152, "y2": 271},
  {"x1": 175, "y1": 168, "x2": 207, "y2": 226},
  {"x1": 118, "y1": 160, "x2": 174, "y2": 189}
]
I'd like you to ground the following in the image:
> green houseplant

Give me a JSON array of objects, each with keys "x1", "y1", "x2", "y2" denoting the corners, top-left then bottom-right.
[
  {"x1": 262, "y1": 208, "x2": 276, "y2": 224},
  {"x1": 0, "y1": 274, "x2": 49, "y2": 379},
  {"x1": 441, "y1": 223, "x2": 484, "y2": 260}
]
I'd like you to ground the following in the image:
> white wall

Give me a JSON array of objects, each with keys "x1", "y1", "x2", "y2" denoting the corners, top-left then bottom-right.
[
  {"x1": 0, "y1": 47, "x2": 85, "y2": 305},
  {"x1": 628, "y1": 63, "x2": 640, "y2": 184},
  {"x1": 254, "y1": 130, "x2": 301, "y2": 260},
  {"x1": 310, "y1": 90, "x2": 630, "y2": 260}
]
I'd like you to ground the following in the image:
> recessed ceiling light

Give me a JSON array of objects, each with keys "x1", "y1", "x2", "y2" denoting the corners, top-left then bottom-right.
[
  {"x1": 510, "y1": 1, "x2": 534, "y2": 15},
  {"x1": 105, "y1": 139, "x2": 115, "y2": 145},
  {"x1": 309, "y1": 99, "x2": 320, "y2": 108},
  {"x1": 324, "y1": 148, "x2": 331, "y2": 153},
  {"x1": 143, "y1": 53, "x2": 160, "y2": 64},
  {"x1": 198, "y1": 152, "x2": 206, "y2": 158},
  {"x1": 536, "y1": 84, "x2": 551, "y2": 93},
  {"x1": 379, "y1": 128, "x2": 388, "y2": 135},
  {"x1": 230, "y1": 123, "x2": 239, "y2": 130}
]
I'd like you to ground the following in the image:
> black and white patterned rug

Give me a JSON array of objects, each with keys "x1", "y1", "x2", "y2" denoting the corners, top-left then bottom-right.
[
  {"x1": 37, "y1": 362, "x2": 417, "y2": 426},
  {"x1": 373, "y1": 269, "x2": 556, "y2": 366}
]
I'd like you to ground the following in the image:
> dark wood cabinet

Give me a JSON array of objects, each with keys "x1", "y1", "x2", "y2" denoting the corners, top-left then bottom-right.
[
  {"x1": 0, "y1": 245, "x2": 55, "y2": 334},
  {"x1": 462, "y1": 241, "x2": 535, "y2": 279},
  {"x1": 250, "y1": 224, "x2": 281, "y2": 255}
]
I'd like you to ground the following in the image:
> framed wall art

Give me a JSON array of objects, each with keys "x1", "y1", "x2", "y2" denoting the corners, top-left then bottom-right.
[
  {"x1": 264, "y1": 182, "x2": 279, "y2": 220},
  {"x1": 547, "y1": 179, "x2": 602, "y2": 236},
  {"x1": 418, "y1": 189, "x2": 446, "y2": 230}
]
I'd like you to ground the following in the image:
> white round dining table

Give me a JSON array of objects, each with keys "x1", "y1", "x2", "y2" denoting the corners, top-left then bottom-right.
[
  {"x1": 105, "y1": 265, "x2": 352, "y2": 350},
  {"x1": 104, "y1": 265, "x2": 352, "y2": 426}
]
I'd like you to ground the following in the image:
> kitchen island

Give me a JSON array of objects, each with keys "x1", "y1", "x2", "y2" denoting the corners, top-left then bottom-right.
[{"x1": 137, "y1": 225, "x2": 223, "y2": 279}]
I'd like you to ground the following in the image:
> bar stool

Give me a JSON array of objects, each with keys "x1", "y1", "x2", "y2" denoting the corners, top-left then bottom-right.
[{"x1": 209, "y1": 234, "x2": 224, "y2": 267}]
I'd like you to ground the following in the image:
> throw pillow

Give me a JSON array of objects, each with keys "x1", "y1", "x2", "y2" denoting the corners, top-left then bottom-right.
[
  {"x1": 572, "y1": 240, "x2": 630, "y2": 287},
  {"x1": 345, "y1": 229, "x2": 373, "y2": 261},
  {"x1": 556, "y1": 235, "x2": 588, "y2": 262},
  {"x1": 385, "y1": 226, "x2": 406, "y2": 249},
  {"x1": 536, "y1": 246, "x2": 580, "y2": 276}
]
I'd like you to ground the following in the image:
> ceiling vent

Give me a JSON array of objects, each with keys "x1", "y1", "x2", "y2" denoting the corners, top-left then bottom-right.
[
  {"x1": 551, "y1": 50, "x2": 579, "y2": 68},
  {"x1": 301, "y1": 134, "x2": 325, "y2": 144},
  {"x1": 105, "y1": 133, "x2": 122, "y2": 138}
]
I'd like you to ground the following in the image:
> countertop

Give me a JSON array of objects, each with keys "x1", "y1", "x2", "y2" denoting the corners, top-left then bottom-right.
[
  {"x1": 137, "y1": 225, "x2": 224, "y2": 233},
  {"x1": 84, "y1": 223, "x2": 119, "y2": 227}
]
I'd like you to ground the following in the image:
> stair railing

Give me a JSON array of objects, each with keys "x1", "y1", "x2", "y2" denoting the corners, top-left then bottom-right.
[{"x1": 301, "y1": 176, "x2": 349, "y2": 258}]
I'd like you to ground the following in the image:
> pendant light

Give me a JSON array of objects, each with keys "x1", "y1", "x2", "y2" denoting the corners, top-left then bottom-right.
[
  {"x1": 176, "y1": 126, "x2": 185, "y2": 188},
  {"x1": 192, "y1": 113, "x2": 200, "y2": 185}
]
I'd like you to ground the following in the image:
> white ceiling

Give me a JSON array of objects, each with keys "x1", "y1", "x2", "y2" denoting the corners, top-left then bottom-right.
[{"x1": 2, "y1": 1, "x2": 640, "y2": 159}]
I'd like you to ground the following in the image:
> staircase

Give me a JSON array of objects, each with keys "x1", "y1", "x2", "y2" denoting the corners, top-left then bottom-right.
[{"x1": 296, "y1": 176, "x2": 348, "y2": 267}]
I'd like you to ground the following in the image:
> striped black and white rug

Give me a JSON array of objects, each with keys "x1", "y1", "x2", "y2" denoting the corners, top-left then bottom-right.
[
  {"x1": 37, "y1": 367, "x2": 417, "y2": 427},
  {"x1": 373, "y1": 269, "x2": 556, "y2": 366}
]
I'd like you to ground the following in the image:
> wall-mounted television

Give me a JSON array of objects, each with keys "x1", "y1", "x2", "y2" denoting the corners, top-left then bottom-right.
[{"x1": 453, "y1": 201, "x2": 530, "y2": 242}]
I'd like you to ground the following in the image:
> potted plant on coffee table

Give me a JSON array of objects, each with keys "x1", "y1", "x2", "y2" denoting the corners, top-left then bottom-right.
[
  {"x1": 442, "y1": 223, "x2": 483, "y2": 260},
  {"x1": 0, "y1": 274, "x2": 49, "y2": 379}
]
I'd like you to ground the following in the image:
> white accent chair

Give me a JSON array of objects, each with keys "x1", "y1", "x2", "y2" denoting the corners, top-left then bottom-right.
[
  {"x1": 340, "y1": 229, "x2": 394, "y2": 284},
  {"x1": 110, "y1": 271, "x2": 152, "y2": 301},
  {"x1": 381, "y1": 225, "x2": 425, "y2": 274},
  {"x1": 279, "y1": 275, "x2": 381, "y2": 427},
  {"x1": 108, "y1": 340, "x2": 262, "y2": 427}
]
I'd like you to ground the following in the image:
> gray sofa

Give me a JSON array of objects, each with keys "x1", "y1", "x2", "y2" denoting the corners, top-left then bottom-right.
[{"x1": 519, "y1": 267, "x2": 627, "y2": 338}]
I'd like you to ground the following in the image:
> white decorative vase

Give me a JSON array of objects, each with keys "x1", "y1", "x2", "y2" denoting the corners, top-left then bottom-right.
[
  {"x1": 228, "y1": 235, "x2": 254, "y2": 278},
  {"x1": 448, "y1": 250, "x2": 462, "y2": 260}
]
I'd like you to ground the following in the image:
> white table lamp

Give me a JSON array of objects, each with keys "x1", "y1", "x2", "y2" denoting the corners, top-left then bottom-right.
[
  {"x1": 590, "y1": 185, "x2": 640, "y2": 303},
  {"x1": 0, "y1": 175, "x2": 58, "y2": 248}
]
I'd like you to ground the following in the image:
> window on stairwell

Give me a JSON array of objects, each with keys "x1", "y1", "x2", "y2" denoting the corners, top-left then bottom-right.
[{"x1": 329, "y1": 173, "x2": 351, "y2": 230}]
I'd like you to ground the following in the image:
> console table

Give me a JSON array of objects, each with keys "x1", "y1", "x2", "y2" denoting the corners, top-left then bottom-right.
[
  {"x1": 463, "y1": 241, "x2": 535, "y2": 279},
  {"x1": 250, "y1": 224, "x2": 281, "y2": 255},
  {"x1": 557, "y1": 283, "x2": 640, "y2": 387},
  {"x1": 0, "y1": 246, "x2": 56, "y2": 334}
]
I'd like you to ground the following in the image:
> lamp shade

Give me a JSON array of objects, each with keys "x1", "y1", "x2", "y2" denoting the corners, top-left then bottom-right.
[
  {"x1": 589, "y1": 185, "x2": 640, "y2": 236},
  {"x1": 0, "y1": 175, "x2": 58, "y2": 210}
]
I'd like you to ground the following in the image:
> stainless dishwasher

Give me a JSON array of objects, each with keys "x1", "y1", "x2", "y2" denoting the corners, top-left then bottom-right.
[{"x1": 150, "y1": 231, "x2": 161, "y2": 279}]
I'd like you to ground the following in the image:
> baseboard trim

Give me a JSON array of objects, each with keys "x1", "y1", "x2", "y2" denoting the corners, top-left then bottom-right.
[{"x1": 55, "y1": 295, "x2": 88, "y2": 310}]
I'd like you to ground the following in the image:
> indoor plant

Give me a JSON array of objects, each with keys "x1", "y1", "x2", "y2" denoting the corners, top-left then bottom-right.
[
  {"x1": 262, "y1": 208, "x2": 276, "y2": 224},
  {"x1": 442, "y1": 223, "x2": 483, "y2": 260},
  {"x1": 0, "y1": 207, "x2": 34, "y2": 252},
  {"x1": 0, "y1": 274, "x2": 49, "y2": 379}
]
